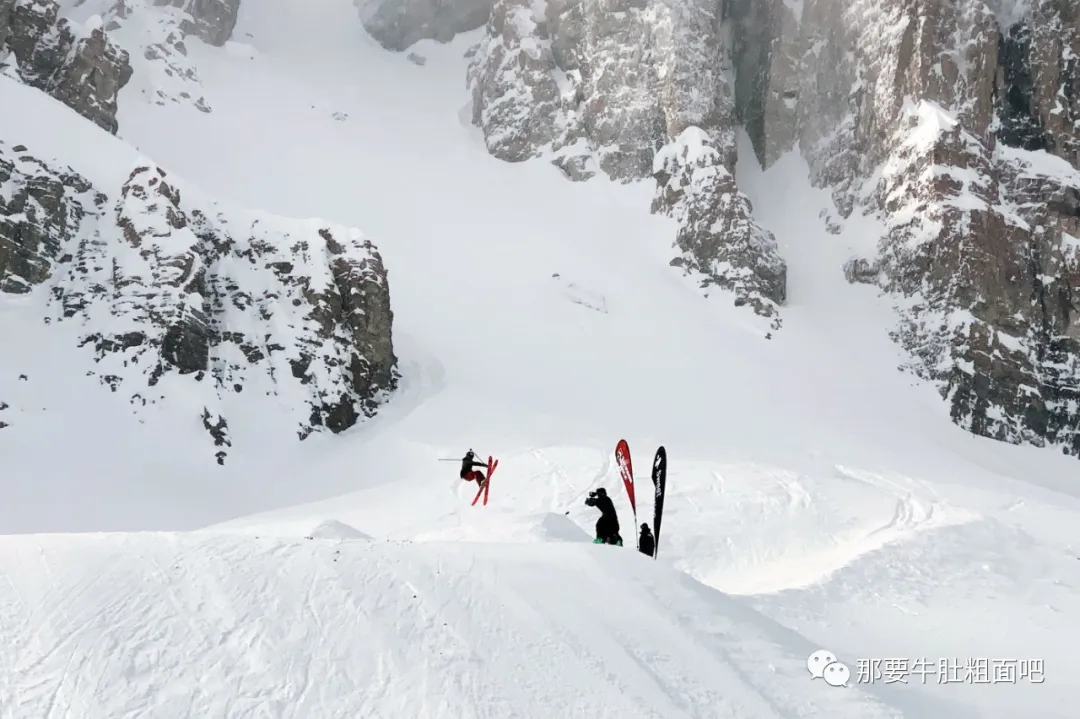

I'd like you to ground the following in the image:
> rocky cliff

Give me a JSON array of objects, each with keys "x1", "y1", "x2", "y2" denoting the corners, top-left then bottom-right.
[
  {"x1": 357, "y1": 0, "x2": 493, "y2": 51},
  {"x1": 65, "y1": 0, "x2": 243, "y2": 114},
  {"x1": 0, "y1": 0, "x2": 395, "y2": 459},
  {"x1": 0, "y1": 0, "x2": 241, "y2": 131},
  {"x1": 355, "y1": 0, "x2": 790, "y2": 323},
  {"x1": 464, "y1": 0, "x2": 786, "y2": 327},
  {"x1": 735, "y1": 0, "x2": 1080, "y2": 456},
  {"x1": 0, "y1": 138, "x2": 399, "y2": 460},
  {"x1": 0, "y1": 0, "x2": 132, "y2": 133},
  {"x1": 151, "y1": 0, "x2": 240, "y2": 47},
  {"x1": 369, "y1": 0, "x2": 1080, "y2": 457}
]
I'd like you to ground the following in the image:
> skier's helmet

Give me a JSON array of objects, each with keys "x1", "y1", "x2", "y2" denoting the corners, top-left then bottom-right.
[
  {"x1": 595, "y1": 487, "x2": 607, "y2": 497},
  {"x1": 641, "y1": 523, "x2": 649, "y2": 531}
]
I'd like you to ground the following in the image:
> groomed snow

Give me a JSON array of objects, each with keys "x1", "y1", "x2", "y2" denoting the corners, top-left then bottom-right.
[
  {"x1": 2, "y1": 1, "x2": 1079, "y2": 717},
  {"x1": 1, "y1": 531, "x2": 912, "y2": 719}
]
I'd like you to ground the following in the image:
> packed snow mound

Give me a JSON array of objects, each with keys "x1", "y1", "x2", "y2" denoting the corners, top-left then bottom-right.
[
  {"x1": 217, "y1": 444, "x2": 980, "y2": 594},
  {"x1": 0, "y1": 532, "x2": 908, "y2": 719},
  {"x1": 407, "y1": 509, "x2": 595, "y2": 544},
  {"x1": 535, "y1": 510, "x2": 592, "y2": 542},
  {"x1": 304, "y1": 518, "x2": 372, "y2": 540}
]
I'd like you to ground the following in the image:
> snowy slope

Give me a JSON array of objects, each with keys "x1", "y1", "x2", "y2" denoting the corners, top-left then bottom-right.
[
  {"x1": 0, "y1": 530, "x2": 910, "y2": 719},
  {"x1": 2, "y1": 1, "x2": 1080, "y2": 718},
  {"x1": 0, "y1": 72, "x2": 395, "y2": 526}
]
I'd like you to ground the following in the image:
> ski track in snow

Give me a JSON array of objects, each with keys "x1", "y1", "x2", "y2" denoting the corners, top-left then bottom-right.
[{"x1": 1, "y1": 0, "x2": 1080, "y2": 717}]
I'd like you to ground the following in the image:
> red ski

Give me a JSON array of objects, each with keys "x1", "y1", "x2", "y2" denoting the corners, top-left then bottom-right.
[
  {"x1": 471, "y1": 456, "x2": 498, "y2": 506},
  {"x1": 483, "y1": 458, "x2": 496, "y2": 505}
]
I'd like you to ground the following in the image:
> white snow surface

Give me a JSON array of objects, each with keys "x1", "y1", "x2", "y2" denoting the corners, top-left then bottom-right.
[
  {"x1": 1, "y1": 1, "x2": 1080, "y2": 717},
  {"x1": 3, "y1": 532, "x2": 912, "y2": 719}
]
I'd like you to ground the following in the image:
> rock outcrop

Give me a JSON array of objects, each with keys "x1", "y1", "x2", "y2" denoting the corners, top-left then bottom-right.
[
  {"x1": 456, "y1": 0, "x2": 1080, "y2": 454},
  {"x1": 0, "y1": 139, "x2": 105, "y2": 293},
  {"x1": 357, "y1": 0, "x2": 494, "y2": 52},
  {"x1": 734, "y1": 0, "x2": 1080, "y2": 455},
  {"x1": 151, "y1": 0, "x2": 240, "y2": 46},
  {"x1": 467, "y1": 0, "x2": 786, "y2": 325},
  {"x1": 65, "y1": 0, "x2": 242, "y2": 113},
  {"x1": 653, "y1": 127, "x2": 786, "y2": 319},
  {"x1": 0, "y1": 140, "x2": 399, "y2": 461},
  {"x1": 0, "y1": 0, "x2": 133, "y2": 133}
]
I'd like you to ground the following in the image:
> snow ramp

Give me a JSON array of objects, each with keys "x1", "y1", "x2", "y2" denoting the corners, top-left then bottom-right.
[{"x1": 0, "y1": 532, "x2": 905, "y2": 719}]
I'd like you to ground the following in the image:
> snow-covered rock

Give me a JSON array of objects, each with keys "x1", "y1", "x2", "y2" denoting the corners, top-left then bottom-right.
[
  {"x1": 305, "y1": 519, "x2": 373, "y2": 540},
  {"x1": 0, "y1": 0, "x2": 133, "y2": 133},
  {"x1": 458, "y1": 0, "x2": 1080, "y2": 453},
  {"x1": 0, "y1": 139, "x2": 399, "y2": 462},
  {"x1": 741, "y1": 0, "x2": 1080, "y2": 456},
  {"x1": 654, "y1": 127, "x2": 785, "y2": 322},
  {"x1": 465, "y1": 0, "x2": 565, "y2": 165},
  {"x1": 467, "y1": 0, "x2": 787, "y2": 323},
  {"x1": 151, "y1": 0, "x2": 240, "y2": 47},
  {"x1": 1, "y1": 0, "x2": 230, "y2": 125},
  {"x1": 0, "y1": 139, "x2": 104, "y2": 293},
  {"x1": 58, "y1": 0, "x2": 237, "y2": 114}
]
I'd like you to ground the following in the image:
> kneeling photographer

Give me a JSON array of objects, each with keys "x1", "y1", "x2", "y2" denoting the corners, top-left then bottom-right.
[{"x1": 584, "y1": 487, "x2": 622, "y2": 546}]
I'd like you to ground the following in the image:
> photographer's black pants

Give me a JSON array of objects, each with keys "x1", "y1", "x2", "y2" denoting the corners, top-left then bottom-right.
[{"x1": 595, "y1": 515, "x2": 620, "y2": 545}]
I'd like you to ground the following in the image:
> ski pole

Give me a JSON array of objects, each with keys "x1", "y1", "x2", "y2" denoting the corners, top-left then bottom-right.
[{"x1": 439, "y1": 452, "x2": 488, "y2": 462}]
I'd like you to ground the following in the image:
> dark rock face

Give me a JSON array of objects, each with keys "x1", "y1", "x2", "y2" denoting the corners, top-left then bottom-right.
[
  {"x1": 0, "y1": 142, "x2": 400, "y2": 458},
  {"x1": 455, "y1": 0, "x2": 1080, "y2": 454},
  {"x1": 996, "y1": 23, "x2": 1050, "y2": 152},
  {"x1": 151, "y1": 0, "x2": 241, "y2": 46},
  {"x1": 467, "y1": 0, "x2": 787, "y2": 325},
  {"x1": 357, "y1": 0, "x2": 494, "y2": 52},
  {"x1": 652, "y1": 127, "x2": 786, "y2": 321},
  {"x1": 0, "y1": 140, "x2": 106, "y2": 294},
  {"x1": 0, "y1": 0, "x2": 133, "y2": 134},
  {"x1": 732, "y1": 0, "x2": 1080, "y2": 456}
]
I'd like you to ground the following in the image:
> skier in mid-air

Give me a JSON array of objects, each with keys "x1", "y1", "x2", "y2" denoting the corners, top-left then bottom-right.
[
  {"x1": 637, "y1": 523, "x2": 654, "y2": 557},
  {"x1": 459, "y1": 449, "x2": 488, "y2": 486},
  {"x1": 585, "y1": 487, "x2": 622, "y2": 545}
]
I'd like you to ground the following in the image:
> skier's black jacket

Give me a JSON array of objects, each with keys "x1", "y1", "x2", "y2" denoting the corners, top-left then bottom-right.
[
  {"x1": 585, "y1": 491, "x2": 618, "y2": 523},
  {"x1": 460, "y1": 451, "x2": 485, "y2": 478}
]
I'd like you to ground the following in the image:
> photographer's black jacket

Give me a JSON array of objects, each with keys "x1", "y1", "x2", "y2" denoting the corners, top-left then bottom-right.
[{"x1": 585, "y1": 492, "x2": 618, "y2": 521}]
